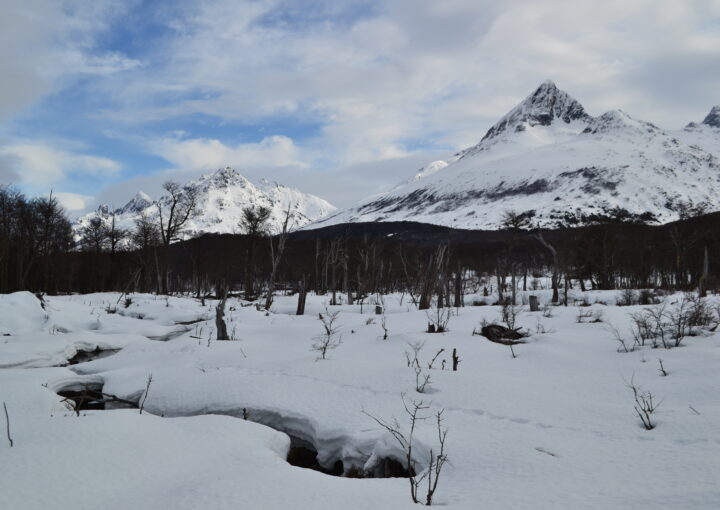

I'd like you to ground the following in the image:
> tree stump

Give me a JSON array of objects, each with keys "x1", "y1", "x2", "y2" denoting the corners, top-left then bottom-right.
[{"x1": 529, "y1": 295, "x2": 539, "y2": 312}]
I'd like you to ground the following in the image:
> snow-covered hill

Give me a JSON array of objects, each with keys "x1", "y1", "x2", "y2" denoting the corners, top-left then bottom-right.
[
  {"x1": 311, "y1": 81, "x2": 720, "y2": 229},
  {"x1": 75, "y1": 167, "x2": 336, "y2": 240}
]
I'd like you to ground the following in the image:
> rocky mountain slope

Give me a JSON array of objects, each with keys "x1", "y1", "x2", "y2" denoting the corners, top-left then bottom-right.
[
  {"x1": 75, "y1": 167, "x2": 336, "y2": 240},
  {"x1": 311, "y1": 81, "x2": 720, "y2": 229}
]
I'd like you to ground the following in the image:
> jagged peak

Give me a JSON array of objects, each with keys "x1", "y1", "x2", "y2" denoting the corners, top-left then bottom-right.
[
  {"x1": 702, "y1": 105, "x2": 720, "y2": 127},
  {"x1": 133, "y1": 191, "x2": 152, "y2": 201},
  {"x1": 118, "y1": 191, "x2": 153, "y2": 214},
  {"x1": 583, "y1": 109, "x2": 661, "y2": 135},
  {"x1": 256, "y1": 177, "x2": 284, "y2": 191},
  {"x1": 198, "y1": 166, "x2": 251, "y2": 189},
  {"x1": 479, "y1": 81, "x2": 591, "y2": 142}
]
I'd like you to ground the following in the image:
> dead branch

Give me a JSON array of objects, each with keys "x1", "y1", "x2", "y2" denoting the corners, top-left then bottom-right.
[{"x1": 139, "y1": 374, "x2": 153, "y2": 414}]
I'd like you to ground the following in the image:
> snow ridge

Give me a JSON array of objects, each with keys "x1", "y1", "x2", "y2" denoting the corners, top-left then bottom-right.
[
  {"x1": 75, "y1": 167, "x2": 336, "y2": 242},
  {"x1": 311, "y1": 81, "x2": 720, "y2": 230}
]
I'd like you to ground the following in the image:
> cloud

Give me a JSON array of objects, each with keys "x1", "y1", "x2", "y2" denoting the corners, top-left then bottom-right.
[
  {"x1": 88, "y1": 148, "x2": 449, "y2": 215},
  {"x1": 4, "y1": 0, "x2": 720, "y2": 210},
  {"x1": 0, "y1": 0, "x2": 136, "y2": 121},
  {"x1": 53, "y1": 191, "x2": 94, "y2": 211},
  {"x1": 0, "y1": 142, "x2": 121, "y2": 190},
  {"x1": 77, "y1": 0, "x2": 720, "y2": 169},
  {"x1": 151, "y1": 135, "x2": 307, "y2": 171}
]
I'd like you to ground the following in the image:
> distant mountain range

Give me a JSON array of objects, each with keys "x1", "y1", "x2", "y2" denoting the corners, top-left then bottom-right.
[
  {"x1": 75, "y1": 167, "x2": 336, "y2": 240},
  {"x1": 309, "y1": 81, "x2": 720, "y2": 230},
  {"x1": 77, "y1": 82, "x2": 720, "y2": 240}
]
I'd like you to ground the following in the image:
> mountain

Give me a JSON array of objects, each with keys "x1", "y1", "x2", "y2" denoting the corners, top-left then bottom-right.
[
  {"x1": 310, "y1": 81, "x2": 720, "y2": 230},
  {"x1": 701, "y1": 106, "x2": 720, "y2": 128},
  {"x1": 680, "y1": 105, "x2": 720, "y2": 158},
  {"x1": 75, "y1": 167, "x2": 336, "y2": 242}
]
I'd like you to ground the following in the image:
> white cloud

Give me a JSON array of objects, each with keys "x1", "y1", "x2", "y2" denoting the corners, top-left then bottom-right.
[
  {"x1": 0, "y1": 142, "x2": 121, "y2": 189},
  {"x1": 83, "y1": 0, "x2": 720, "y2": 168},
  {"x1": 4, "y1": 0, "x2": 720, "y2": 209},
  {"x1": 0, "y1": 0, "x2": 136, "y2": 120},
  {"x1": 151, "y1": 135, "x2": 307, "y2": 171},
  {"x1": 53, "y1": 191, "x2": 94, "y2": 211},
  {"x1": 89, "y1": 150, "x2": 449, "y2": 213}
]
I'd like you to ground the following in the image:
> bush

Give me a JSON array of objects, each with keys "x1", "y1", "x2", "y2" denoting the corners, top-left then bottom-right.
[
  {"x1": 617, "y1": 289, "x2": 637, "y2": 306},
  {"x1": 638, "y1": 289, "x2": 659, "y2": 305},
  {"x1": 426, "y1": 302, "x2": 451, "y2": 333}
]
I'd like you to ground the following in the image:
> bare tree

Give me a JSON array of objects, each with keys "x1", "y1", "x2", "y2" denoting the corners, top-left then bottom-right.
[
  {"x1": 363, "y1": 397, "x2": 449, "y2": 506},
  {"x1": 156, "y1": 181, "x2": 199, "y2": 294},
  {"x1": 405, "y1": 341, "x2": 434, "y2": 393},
  {"x1": 607, "y1": 322, "x2": 635, "y2": 353},
  {"x1": 216, "y1": 286, "x2": 229, "y2": 340},
  {"x1": 419, "y1": 245, "x2": 447, "y2": 310},
  {"x1": 424, "y1": 410, "x2": 449, "y2": 506},
  {"x1": 240, "y1": 205, "x2": 272, "y2": 300},
  {"x1": 131, "y1": 212, "x2": 160, "y2": 250},
  {"x1": 104, "y1": 210, "x2": 128, "y2": 254},
  {"x1": 532, "y1": 229, "x2": 560, "y2": 303},
  {"x1": 157, "y1": 181, "x2": 199, "y2": 245},
  {"x1": 426, "y1": 301, "x2": 451, "y2": 333},
  {"x1": 698, "y1": 246, "x2": 709, "y2": 297},
  {"x1": 312, "y1": 307, "x2": 341, "y2": 359},
  {"x1": 500, "y1": 300, "x2": 522, "y2": 330},
  {"x1": 501, "y1": 210, "x2": 533, "y2": 305},
  {"x1": 80, "y1": 216, "x2": 108, "y2": 254},
  {"x1": 627, "y1": 377, "x2": 660, "y2": 430},
  {"x1": 265, "y1": 205, "x2": 293, "y2": 310},
  {"x1": 381, "y1": 306, "x2": 389, "y2": 340}
]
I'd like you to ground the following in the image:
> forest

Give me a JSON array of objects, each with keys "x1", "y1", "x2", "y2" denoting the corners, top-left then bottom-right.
[{"x1": 1, "y1": 184, "x2": 718, "y2": 302}]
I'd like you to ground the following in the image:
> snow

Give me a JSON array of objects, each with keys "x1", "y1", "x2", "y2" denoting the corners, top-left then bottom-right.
[
  {"x1": 311, "y1": 82, "x2": 720, "y2": 230},
  {"x1": 74, "y1": 167, "x2": 336, "y2": 243},
  {"x1": 1, "y1": 288, "x2": 719, "y2": 509}
]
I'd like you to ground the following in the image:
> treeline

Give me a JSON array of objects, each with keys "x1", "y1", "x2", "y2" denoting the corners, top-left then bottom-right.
[
  {"x1": 1, "y1": 184, "x2": 718, "y2": 300},
  {"x1": 0, "y1": 187, "x2": 73, "y2": 293}
]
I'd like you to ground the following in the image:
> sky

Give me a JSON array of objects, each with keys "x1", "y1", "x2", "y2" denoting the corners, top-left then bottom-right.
[{"x1": 1, "y1": 0, "x2": 720, "y2": 215}]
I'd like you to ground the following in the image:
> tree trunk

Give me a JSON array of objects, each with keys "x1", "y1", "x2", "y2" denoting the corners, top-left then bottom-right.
[
  {"x1": 454, "y1": 266, "x2": 463, "y2": 308},
  {"x1": 495, "y1": 259, "x2": 504, "y2": 303},
  {"x1": 216, "y1": 289, "x2": 229, "y2": 340},
  {"x1": 698, "y1": 246, "x2": 709, "y2": 297},
  {"x1": 296, "y1": 279, "x2": 307, "y2": 315},
  {"x1": 153, "y1": 248, "x2": 162, "y2": 295}
]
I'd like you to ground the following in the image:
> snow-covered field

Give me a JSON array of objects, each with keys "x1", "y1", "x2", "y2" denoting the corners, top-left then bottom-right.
[{"x1": 1, "y1": 289, "x2": 719, "y2": 509}]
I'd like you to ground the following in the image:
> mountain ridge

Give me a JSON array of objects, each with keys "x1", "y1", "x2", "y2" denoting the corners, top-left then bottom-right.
[
  {"x1": 310, "y1": 81, "x2": 720, "y2": 230},
  {"x1": 75, "y1": 167, "x2": 336, "y2": 242}
]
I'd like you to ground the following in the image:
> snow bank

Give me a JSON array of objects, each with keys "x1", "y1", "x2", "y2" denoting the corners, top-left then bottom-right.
[{"x1": 0, "y1": 292, "x2": 49, "y2": 335}]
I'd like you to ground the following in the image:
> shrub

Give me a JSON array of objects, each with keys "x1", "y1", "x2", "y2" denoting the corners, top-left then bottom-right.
[{"x1": 617, "y1": 289, "x2": 637, "y2": 306}]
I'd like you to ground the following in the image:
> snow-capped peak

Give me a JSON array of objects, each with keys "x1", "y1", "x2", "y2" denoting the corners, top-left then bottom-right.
[
  {"x1": 480, "y1": 80, "x2": 591, "y2": 142},
  {"x1": 310, "y1": 81, "x2": 720, "y2": 231},
  {"x1": 119, "y1": 192, "x2": 153, "y2": 215},
  {"x1": 455, "y1": 81, "x2": 593, "y2": 160},
  {"x1": 583, "y1": 109, "x2": 660, "y2": 135},
  {"x1": 74, "y1": 168, "x2": 336, "y2": 243},
  {"x1": 702, "y1": 106, "x2": 720, "y2": 128},
  {"x1": 197, "y1": 166, "x2": 251, "y2": 191}
]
